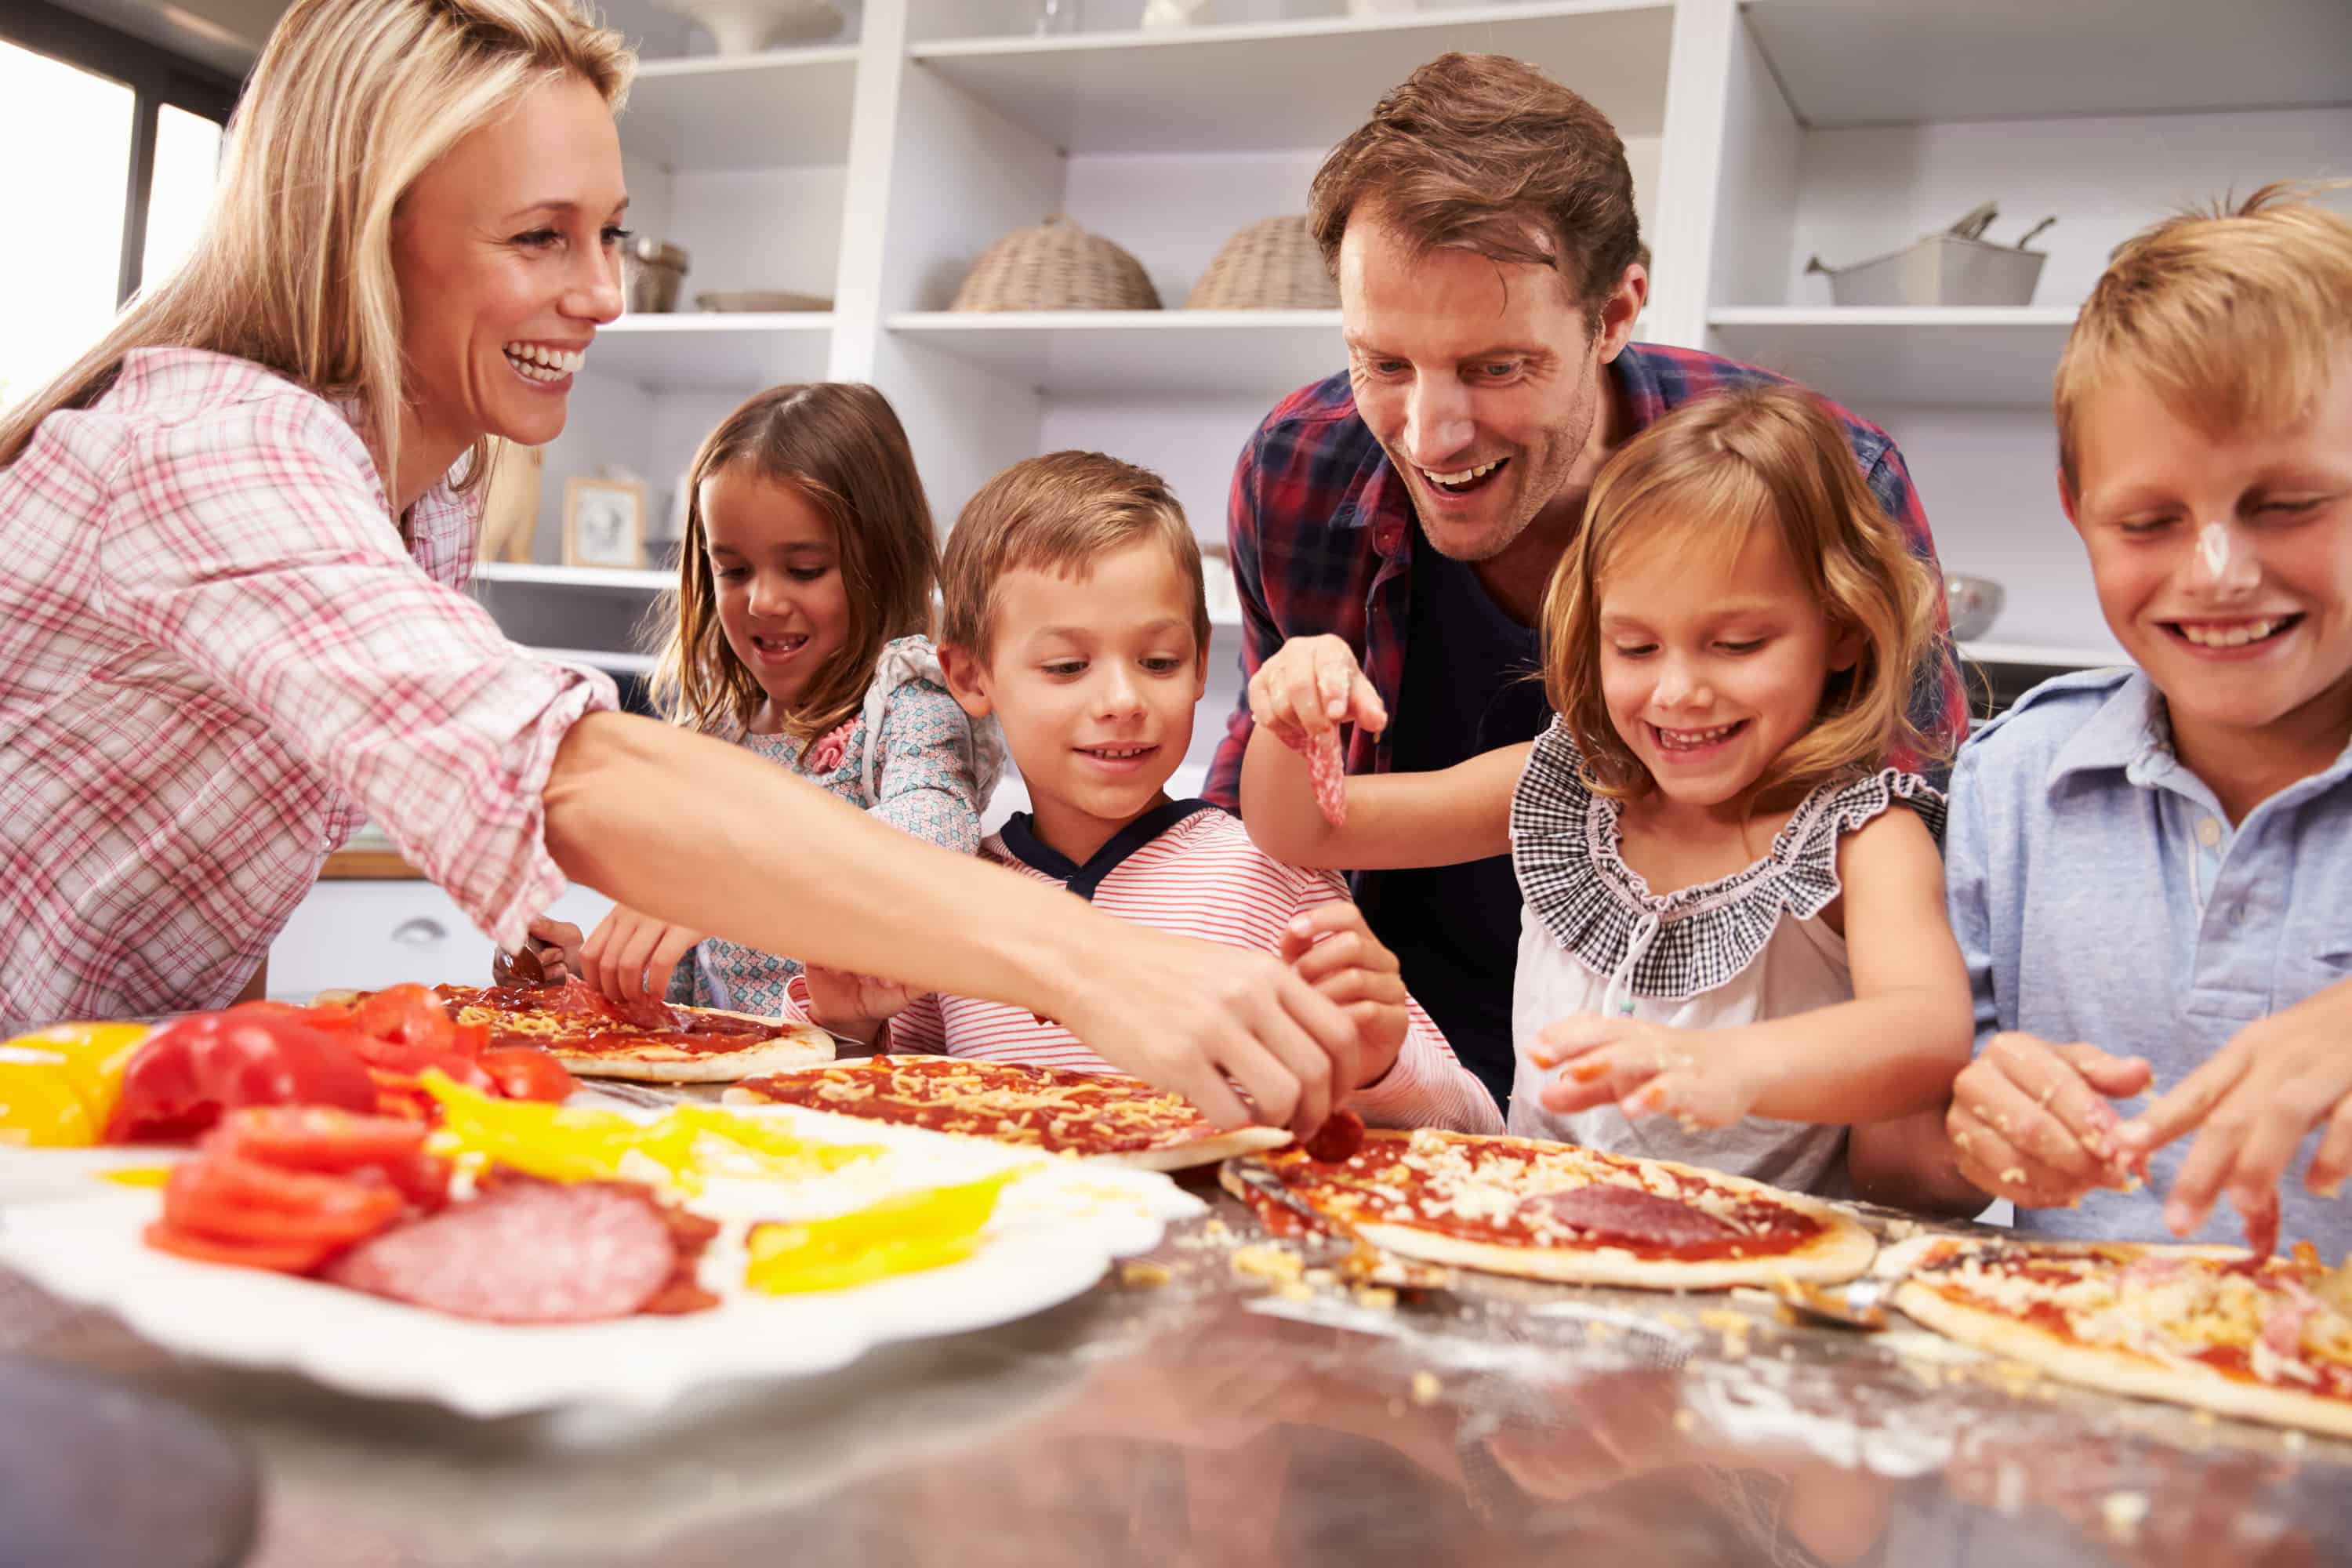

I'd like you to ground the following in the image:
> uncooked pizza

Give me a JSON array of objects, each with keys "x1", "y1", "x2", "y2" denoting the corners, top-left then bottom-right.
[
  {"x1": 1221, "y1": 1127, "x2": 1875, "y2": 1288},
  {"x1": 1883, "y1": 1233, "x2": 2352, "y2": 1438},
  {"x1": 724, "y1": 1054, "x2": 1292, "y2": 1171},
  {"x1": 425, "y1": 982, "x2": 833, "y2": 1083}
]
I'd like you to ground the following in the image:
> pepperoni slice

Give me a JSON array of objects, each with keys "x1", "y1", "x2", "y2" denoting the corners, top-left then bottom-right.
[
  {"x1": 1302, "y1": 1108, "x2": 1366, "y2": 1164},
  {"x1": 1306, "y1": 727, "x2": 1347, "y2": 828},
  {"x1": 323, "y1": 1181, "x2": 677, "y2": 1323},
  {"x1": 1521, "y1": 1185, "x2": 1733, "y2": 1250}
]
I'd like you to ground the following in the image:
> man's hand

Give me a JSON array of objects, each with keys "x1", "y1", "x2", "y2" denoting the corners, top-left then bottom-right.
[
  {"x1": 1943, "y1": 1033, "x2": 2149, "y2": 1210},
  {"x1": 580, "y1": 906, "x2": 704, "y2": 1004},
  {"x1": 802, "y1": 964, "x2": 917, "y2": 1047},
  {"x1": 1532, "y1": 1015, "x2": 1764, "y2": 1129},
  {"x1": 2111, "y1": 978, "x2": 2352, "y2": 1248},
  {"x1": 1050, "y1": 924, "x2": 1363, "y2": 1138},
  {"x1": 1278, "y1": 902, "x2": 1408, "y2": 1088},
  {"x1": 1246, "y1": 634, "x2": 1386, "y2": 753},
  {"x1": 492, "y1": 915, "x2": 584, "y2": 986}
]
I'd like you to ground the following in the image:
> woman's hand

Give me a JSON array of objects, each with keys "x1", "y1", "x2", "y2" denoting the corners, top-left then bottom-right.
[
  {"x1": 1942, "y1": 1032, "x2": 2148, "y2": 1210},
  {"x1": 1278, "y1": 902, "x2": 1408, "y2": 1088},
  {"x1": 801, "y1": 965, "x2": 917, "y2": 1047},
  {"x1": 1532, "y1": 1015, "x2": 1766, "y2": 1128},
  {"x1": 1246, "y1": 634, "x2": 1385, "y2": 753},
  {"x1": 1049, "y1": 924, "x2": 1363, "y2": 1138},
  {"x1": 580, "y1": 905, "x2": 704, "y2": 1004},
  {"x1": 2111, "y1": 978, "x2": 2352, "y2": 1250}
]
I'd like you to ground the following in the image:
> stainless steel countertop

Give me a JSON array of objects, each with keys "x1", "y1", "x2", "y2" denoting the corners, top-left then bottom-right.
[{"x1": 5, "y1": 1170, "x2": 2350, "y2": 1568}]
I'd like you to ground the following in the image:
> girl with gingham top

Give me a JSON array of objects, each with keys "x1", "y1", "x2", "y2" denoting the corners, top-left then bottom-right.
[
  {"x1": 1240, "y1": 387, "x2": 1973, "y2": 1194},
  {"x1": 553, "y1": 383, "x2": 1004, "y2": 1016}
]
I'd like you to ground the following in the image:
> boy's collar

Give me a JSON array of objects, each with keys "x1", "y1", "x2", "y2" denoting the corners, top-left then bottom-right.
[
  {"x1": 997, "y1": 798, "x2": 1221, "y2": 902},
  {"x1": 2048, "y1": 666, "x2": 2352, "y2": 794}
]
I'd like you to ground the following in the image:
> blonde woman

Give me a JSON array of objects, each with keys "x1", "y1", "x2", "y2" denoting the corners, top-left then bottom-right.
[{"x1": 0, "y1": 0, "x2": 1360, "y2": 1136}]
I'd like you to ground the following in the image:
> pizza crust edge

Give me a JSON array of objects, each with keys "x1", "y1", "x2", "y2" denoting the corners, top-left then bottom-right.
[{"x1": 551, "y1": 1025, "x2": 835, "y2": 1082}]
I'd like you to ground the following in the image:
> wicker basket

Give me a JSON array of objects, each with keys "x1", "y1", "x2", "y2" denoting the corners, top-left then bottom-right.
[
  {"x1": 1186, "y1": 216, "x2": 1337, "y2": 310},
  {"x1": 949, "y1": 216, "x2": 1163, "y2": 312}
]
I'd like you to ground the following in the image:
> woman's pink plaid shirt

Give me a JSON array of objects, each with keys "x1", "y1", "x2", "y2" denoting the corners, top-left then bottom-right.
[{"x1": 0, "y1": 349, "x2": 616, "y2": 1029}]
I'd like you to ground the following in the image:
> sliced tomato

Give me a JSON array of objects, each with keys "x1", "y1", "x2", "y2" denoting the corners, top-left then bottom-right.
[
  {"x1": 354, "y1": 984, "x2": 458, "y2": 1056},
  {"x1": 107, "y1": 1007, "x2": 379, "y2": 1142},
  {"x1": 143, "y1": 1220, "x2": 340, "y2": 1275},
  {"x1": 212, "y1": 1106, "x2": 429, "y2": 1171},
  {"x1": 164, "y1": 1152, "x2": 403, "y2": 1245},
  {"x1": 479, "y1": 1046, "x2": 576, "y2": 1104},
  {"x1": 379, "y1": 1149, "x2": 453, "y2": 1209}
]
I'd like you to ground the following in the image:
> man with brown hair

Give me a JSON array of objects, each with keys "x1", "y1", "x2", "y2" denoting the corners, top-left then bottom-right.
[{"x1": 1207, "y1": 52, "x2": 1967, "y2": 1109}]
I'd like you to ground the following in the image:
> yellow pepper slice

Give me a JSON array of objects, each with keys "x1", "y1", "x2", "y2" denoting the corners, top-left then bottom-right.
[
  {"x1": 0, "y1": 1022, "x2": 149, "y2": 1142},
  {"x1": 418, "y1": 1075, "x2": 880, "y2": 1191},
  {"x1": 744, "y1": 1171, "x2": 1013, "y2": 1295}
]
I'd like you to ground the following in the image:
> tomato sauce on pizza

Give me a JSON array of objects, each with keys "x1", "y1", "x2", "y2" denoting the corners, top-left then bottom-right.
[{"x1": 434, "y1": 982, "x2": 781, "y2": 1057}]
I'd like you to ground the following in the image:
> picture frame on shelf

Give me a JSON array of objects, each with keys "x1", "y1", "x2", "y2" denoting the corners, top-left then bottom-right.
[{"x1": 563, "y1": 477, "x2": 649, "y2": 571}]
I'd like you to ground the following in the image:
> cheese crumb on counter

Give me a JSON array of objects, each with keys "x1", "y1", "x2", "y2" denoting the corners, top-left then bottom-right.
[
  {"x1": 1118, "y1": 1261, "x2": 1172, "y2": 1289},
  {"x1": 1410, "y1": 1370, "x2": 1441, "y2": 1406},
  {"x1": 1232, "y1": 1244, "x2": 1306, "y2": 1284},
  {"x1": 2100, "y1": 1491, "x2": 2149, "y2": 1544}
]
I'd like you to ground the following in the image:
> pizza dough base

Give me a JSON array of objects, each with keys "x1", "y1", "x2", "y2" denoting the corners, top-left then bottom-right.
[
  {"x1": 1229, "y1": 1135, "x2": 1876, "y2": 1288},
  {"x1": 1880, "y1": 1236, "x2": 2352, "y2": 1439},
  {"x1": 717, "y1": 1084, "x2": 1290, "y2": 1169},
  {"x1": 553, "y1": 1024, "x2": 835, "y2": 1083}
]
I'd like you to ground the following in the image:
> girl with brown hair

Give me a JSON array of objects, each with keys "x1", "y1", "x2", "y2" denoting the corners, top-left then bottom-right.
[
  {"x1": 568, "y1": 383, "x2": 1005, "y2": 1013},
  {"x1": 1241, "y1": 385, "x2": 1973, "y2": 1192}
]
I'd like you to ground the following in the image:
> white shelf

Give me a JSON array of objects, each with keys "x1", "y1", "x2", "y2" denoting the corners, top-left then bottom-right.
[
  {"x1": 475, "y1": 563, "x2": 674, "y2": 590},
  {"x1": 622, "y1": 48, "x2": 859, "y2": 170},
  {"x1": 910, "y1": 0, "x2": 1671, "y2": 154},
  {"x1": 1705, "y1": 307, "x2": 2078, "y2": 408},
  {"x1": 1958, "y1": 640, "x2": 2125, "y2": 671},
  {"x1": 527, "y1": 646, "x2": 662, "y2": 677},
  {"x1": 588, "y1": 314, "x2": 833, "y2": 390},
  {"x1": 889, "y1": 310, "x2": 1344, "y2": 395},
  {"x1": 1744, "y1": 0, "x2": 2352, "y2": 129}
]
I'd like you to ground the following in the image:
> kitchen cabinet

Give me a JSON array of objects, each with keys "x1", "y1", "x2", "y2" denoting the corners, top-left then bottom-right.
[
  {"x1": 482, "y1": 0, "x2": 2350, "y2": 762},
  {"x1": 267, "y1": 878, "x2": 614, "y2": 1002}
]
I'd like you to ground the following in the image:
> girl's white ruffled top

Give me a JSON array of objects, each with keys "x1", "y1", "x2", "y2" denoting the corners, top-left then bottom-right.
[{"x1": 1507, "y1": 719, "x2": 1944, "y2": 1196}]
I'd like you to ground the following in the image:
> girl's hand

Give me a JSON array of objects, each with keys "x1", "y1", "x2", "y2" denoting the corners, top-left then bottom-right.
[
  {"x1": 2110, "y1": 978, "x2": 2352, "y2": 1249},
  {"x1": 492, "y1": 915, "x2": 584, "y2": 985},
  {"x1": 802, "y1": 964, "x2": 916, "y2": 1047},
  {"x1": 1247, "y1": 635, "x2": 1386, "y2": 754},
  {"x1": 1532, "y1": 1016, "x2": 1763, "y2": 1128},
  {"x1": 1279, "y1": 903, "x2": 1408, "y2": 1087},
  {"x1": 580, "y1": 905, "x2": 704, "y2": 1004},
  {"x1": 1944, "y1": 1033, "x2": 2149, "y2": 1210}
]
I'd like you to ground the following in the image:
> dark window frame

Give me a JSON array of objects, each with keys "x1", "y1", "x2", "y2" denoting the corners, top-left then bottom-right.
[{"x1": 2, "y1": 2, "x2": 242, "y2": 304}]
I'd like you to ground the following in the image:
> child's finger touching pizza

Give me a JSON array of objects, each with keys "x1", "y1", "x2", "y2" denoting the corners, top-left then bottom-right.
[
  {"x1": 2161, "y1": 1117, "x2": 2252, "y2": 1237},
  {"x1": 640, "y1": 925, "x2": 701, "y2": 1004},
  {"x1": 2306, "y1": 1095, "x2": 2352, "y2": 1198}
]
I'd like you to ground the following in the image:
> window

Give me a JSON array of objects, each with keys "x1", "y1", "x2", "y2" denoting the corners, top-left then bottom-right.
[{"x1": 0, "y1": 2, "x2": 238, "y2": 413}]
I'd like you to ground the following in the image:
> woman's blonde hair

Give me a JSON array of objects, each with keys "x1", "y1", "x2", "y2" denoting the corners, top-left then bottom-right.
[
  {"x1": 1541, "y1": 385, "x2": 1943, "y2": 803},
  {"x1": 0, "y1": 0, "x2": 633, "y2": 495},
  {"x1": 652, "y1": 383, "x2": 940, "y2": 741}
]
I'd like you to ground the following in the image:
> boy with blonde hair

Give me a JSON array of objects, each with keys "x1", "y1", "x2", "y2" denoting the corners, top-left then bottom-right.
[
  {"x1": 797, "y1": 452, "x2": 1501, "y2": 1132},
  {"x1": 1852, "y1": 187, "x2": 2352, "y2": 1255}
]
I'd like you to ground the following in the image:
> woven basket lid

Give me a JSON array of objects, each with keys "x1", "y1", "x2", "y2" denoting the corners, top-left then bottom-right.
[
  {"x1": 949, "y1": 216, "x2": 1163, "y2": 312},
  {"x1": 1186, "y1": 215, "x2": 1338, "y2": 310}
]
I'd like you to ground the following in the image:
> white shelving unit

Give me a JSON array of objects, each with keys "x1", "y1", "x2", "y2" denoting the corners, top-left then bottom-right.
[
  {"x1": 473, "y1": 0, "x2": 2351, "y2": 746},
  {"x1": 475, "y1": 563, "x2": 673, "y2": 591}
]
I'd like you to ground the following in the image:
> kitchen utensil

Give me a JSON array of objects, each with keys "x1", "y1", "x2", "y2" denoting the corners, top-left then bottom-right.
[
  {"x1": 694, "y1": 289, "x2": 832, "y2": 313},
  {"x1": 1771, "y1": 1272, "x2": 1896, "y2": 1330},
  {"x1": 1944, "y1": 574, "x2": 2005, "y2": 641},
  {"x1": 622, "y1": 238, "x2": 691, "y2": 314},
  {"x1": 1222, "y1": 1159, "x2": 1454, "y2": 1291},
  {"x1": 1806, "y1": 204, "x2": 2055, "y2": 307}
]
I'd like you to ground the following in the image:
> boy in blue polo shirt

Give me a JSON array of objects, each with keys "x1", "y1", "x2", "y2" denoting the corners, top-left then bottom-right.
[{"x1": 1852, "y1": 186, "x2": 2352, "y2": 1257}]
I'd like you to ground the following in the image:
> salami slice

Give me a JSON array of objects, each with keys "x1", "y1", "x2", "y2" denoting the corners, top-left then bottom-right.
[
  {"x1": 1306, "y1": 727, "x2": 1347, "y2": 828},
  {"x1": 1302, "y1": 1108, "x2": 1366, "y2": 1164},
  {"x1": 1520, "y1": 1185, "x2": 1733, "y2": 1249},
  {"x1": 324, "y1": 1181, "x2": 676, "y2": 1323}
]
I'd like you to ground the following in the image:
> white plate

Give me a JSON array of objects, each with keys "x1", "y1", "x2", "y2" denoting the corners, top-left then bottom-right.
[{"x1": 0, "y1": 1105, "x2": 1199, "y2": 1417}]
